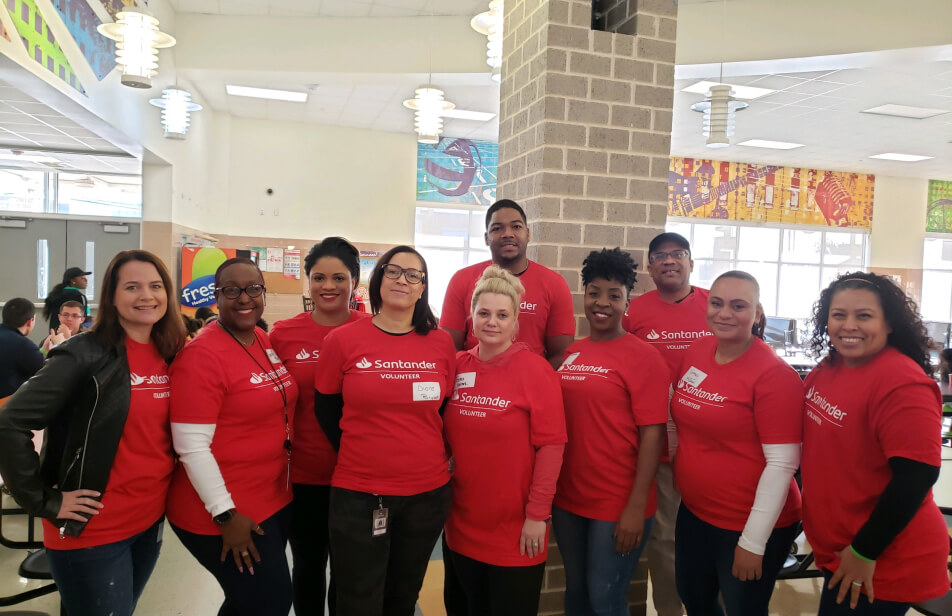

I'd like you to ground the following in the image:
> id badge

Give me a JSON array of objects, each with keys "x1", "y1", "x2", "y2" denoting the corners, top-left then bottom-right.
[{"x1": 372, "y1": 508, "x2": 389, "y2": 537}]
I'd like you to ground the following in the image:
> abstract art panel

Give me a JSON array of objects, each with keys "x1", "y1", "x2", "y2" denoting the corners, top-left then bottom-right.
[{"x1": 417, "y1": 137, "x2": 498, "y2": 206}]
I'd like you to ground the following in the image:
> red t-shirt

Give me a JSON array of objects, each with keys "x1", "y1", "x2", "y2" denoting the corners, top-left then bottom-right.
[
  {"x1": 46, "y1": 339, "x2": 174, "y2": 549},
  {"x1": 444, "y1": 344, "x2": 566, "y2": 566},
  {"x1": 167, "y1": 325, "x2": 298, "y2": 535},
  {"x1": 671, "y1": 336, "x2": 802, "y2": 531},
  {"x1": 802, "y1": 348, "x2": 949, "y2": 602},
  {"x1": 439, "y1": 260, "x2": 576, "y2": 355},
  {"x1": 314, "y1": 318, "x2": 456, "y2": 496},
  {"x1": 270, "y1": 310, "x2": 369, "y2": 485},
  {"x1": 555, "y1": 335, "x2": 669, "y2": 521},
  {"x1": 624, "y1": 287, "x2": 712, "y2": 384}
]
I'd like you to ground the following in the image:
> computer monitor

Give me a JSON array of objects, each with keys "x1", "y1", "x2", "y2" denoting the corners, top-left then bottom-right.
[{"x1": 765, "y1": 316, "x2": 798, "y2": 348}]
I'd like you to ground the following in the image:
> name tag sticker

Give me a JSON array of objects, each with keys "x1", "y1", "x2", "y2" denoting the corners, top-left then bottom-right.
[
  {"x1": 455, "y1": 372, "x2": 476, "y2": 390},
  {"x1": 413, "y1": 381, "x2": 441, "y2": 401},
  {"x1": 680, "y1": 366, "x2": 707, "y2": 388},
  {"x1": 266, "y1": 349, "x2": 281, "y2": 364}
]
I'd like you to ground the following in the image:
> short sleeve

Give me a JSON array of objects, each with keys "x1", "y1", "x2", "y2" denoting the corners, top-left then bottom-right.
[
  {"x1": 752, "y1": 363, "x2": 804, "y2": 444},
  {"x1": 629, "y1": 346, "x2": 670, "y2": 426},
  {"x1": 439, "y1": 270, "x2": 469, "y2": 332},
  {"x1": 268, "y1": 320, "x2": 291, "y2": 363},
  {"x1": 872, "y1": 381, "x2": 942, "y2": 466},
  {"x1": 527, "y1": 358, "x2": 567, "y2": 446},
  {"x1": 314, "y1": 328, "x2": 346, "y2": 395},
  {"x1": 170, "y1": 342, "x2": 227, "y2": 424},
  {"x1": 545, "y1": 273, "x2": 577, "y2": 338}
]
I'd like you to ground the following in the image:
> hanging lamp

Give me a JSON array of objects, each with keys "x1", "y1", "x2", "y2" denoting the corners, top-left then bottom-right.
[
  {"x1": 403, "y1": 87, "x2": 456, "y2": 144},
  {"x1": 470, "y1": 0, "x2": 504, "y2": 82},
  {"x1": 149, "y1": 88, "x2": 202, "y2": 139},
  {"x1": 97, "y1": 9, "x2": 176, "y2": 89},
  {"x1": 690, "y1": 84, "x2": 748, "y2": 148}
]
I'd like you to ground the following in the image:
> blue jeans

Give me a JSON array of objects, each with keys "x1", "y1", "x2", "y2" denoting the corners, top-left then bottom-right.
[
  {"x1": 551, "y1": 506, "x2": 655, "y2": 616},
  {"x1": 46, "y1": 516, "x2": 165, "y2": 616},
  {"x1": 818, "y1": 572, "x2": 911, "y2": 616},
  {"x1": 172, "y1": 504, "x2": 292, "y2": 616},
  {"x1": 674, "y1": 504, "x2": 798, "y2": 616}
]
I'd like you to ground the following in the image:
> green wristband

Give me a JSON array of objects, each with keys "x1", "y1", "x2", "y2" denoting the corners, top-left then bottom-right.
[{"x1": 849, "y1": 544, "x2": 874, "y2": 563}]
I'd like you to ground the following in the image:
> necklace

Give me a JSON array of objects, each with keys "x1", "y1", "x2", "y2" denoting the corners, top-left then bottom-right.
[{"x1": 217, "y1": 321, "x2": 292, "y2": 488}]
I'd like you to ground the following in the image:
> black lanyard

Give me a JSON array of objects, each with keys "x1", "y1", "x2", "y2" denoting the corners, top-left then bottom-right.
[{"x1": 218, "y1": 322, "x2": 292, "y2": 487}]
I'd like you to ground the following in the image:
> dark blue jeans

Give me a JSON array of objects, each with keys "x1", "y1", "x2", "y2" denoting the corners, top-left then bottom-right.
[
  {"x1": 46, "y1": 516, "x2": 165, "y2": 616},
  {"x1": 551, "y1": 505, "x2": 655, "y2": 616},
  {"x1": 172, "y1": 504, "x2": 292, "y2": 616},
  {"x1": 674, "y1": 504, "x2": 798, "y2": 616},
  {"x1": 818, "y1": 572, "x2": 911, "y2": 616}
]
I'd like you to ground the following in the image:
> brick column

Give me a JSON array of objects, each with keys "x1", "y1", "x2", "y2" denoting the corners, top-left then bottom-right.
[{"x1": 495, "y1": 1, "x2": 677, "y2": 614}]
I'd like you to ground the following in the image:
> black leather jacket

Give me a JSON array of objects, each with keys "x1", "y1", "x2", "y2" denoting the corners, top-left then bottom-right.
[{"x1": 0, "y1": 332, "x2": 131, "y2": 538}]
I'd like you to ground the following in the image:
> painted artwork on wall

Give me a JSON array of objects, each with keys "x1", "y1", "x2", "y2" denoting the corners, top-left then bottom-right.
[
  {"x1": 3, "y1": 0, "x2": 85, "y2": 93},
  {"x1": 97, "y1": 0, "x2": 141, "y2": 20},
  {"x1": 926, "y1": 180, "x2": 952, "y2": 233},
  {"x1": 416, "y1": 137, "x2": 498, "y2": 206},
  {"x1": 668, "y1": 157, "x2": 875, "y2": 229},
  {"x1": 50, "y1": 0, "x2": 116, "y2": 80}
]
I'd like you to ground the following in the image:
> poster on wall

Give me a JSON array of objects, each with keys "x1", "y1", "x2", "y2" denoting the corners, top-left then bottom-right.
[
  {"x1": 265, "y1": 247, "x2": 284, "y2": 273},
  {"x1": 180, "y1": 247, "x2": 237, "y2": 317},
  {"x1": 667, "y1": 158, "x2": 875, "y2": 229},
  {"x1": 416, "y1": 137, "x2": 497, "y2": 206},
  {"x1": 926, "y1": 180, "x2": 952, "y2": 233},
  {"x1": 283, "y1": 249, "x2": 301, "y2": 279},
  {"x1": 355, "y1": 251, "x2": 383, "y2": 311}
]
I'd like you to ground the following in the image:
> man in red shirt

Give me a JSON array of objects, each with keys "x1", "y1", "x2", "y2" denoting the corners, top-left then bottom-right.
[
  {"x1": 624, "y1": 232, "x2": 712, "y2": 616},
  {"x1": 440, "y1": 199, "x2": 575, "y2": 369}
]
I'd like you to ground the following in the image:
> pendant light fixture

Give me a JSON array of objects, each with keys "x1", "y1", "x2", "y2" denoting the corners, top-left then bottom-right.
[
  {"x1": 470, "y1": 0, "x2": 504, "y2": 82},
  {"x1": 403, "y1": 87, "x2": 456, "y2": 144},
  {"x1": 149, "y1": 88, "x2": 202, "y2": 139},
  {"x1": 691, "y1": 84, "x2": 747, "y2": 148},
  {"x1": 97, "y1": 9, "x2": 176, "y2": 89}
]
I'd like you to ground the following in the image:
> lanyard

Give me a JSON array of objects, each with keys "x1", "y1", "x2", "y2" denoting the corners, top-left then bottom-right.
[{"x1": 218, "y1": 322, "x2": 292, "y2": 488}]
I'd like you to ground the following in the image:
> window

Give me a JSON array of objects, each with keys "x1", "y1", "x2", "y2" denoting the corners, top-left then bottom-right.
[
  {"x1": 667, "y1": 218, "x2": 870, "y2": 320},
  {"x1": 921, "y1": 237, "x2": 952, "y2": 322},
  {"x1": 0, "y1": 169, "x2": 142, "y2": 218},
  {"x1": 414, "y1": 206, "x2": 491, "y2": 316}
]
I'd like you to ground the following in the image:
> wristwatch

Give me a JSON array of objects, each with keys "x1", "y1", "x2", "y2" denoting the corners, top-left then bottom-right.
[{"x1": 212, "y1": 509, "x2": 235, "y2": 526}]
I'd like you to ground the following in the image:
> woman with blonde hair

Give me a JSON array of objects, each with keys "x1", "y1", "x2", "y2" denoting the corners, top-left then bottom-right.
[{"x1": 443, "y1": 265, "x2": 566, "y2": 615}]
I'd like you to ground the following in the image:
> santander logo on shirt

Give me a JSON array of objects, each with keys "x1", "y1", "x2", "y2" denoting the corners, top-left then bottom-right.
[
  {"x1": 645, "y1": 328, "x2": 712, "y2": 342},
  {"x1": 558, "y1": 352, "x2": 611, "y2": 381},
  {"x1": 249, "y1": 365, "x2": 290, "y2": 385},
  {"x1": 354, "y1": 357, "x2": 437, "y2": 371},
  {"x1": 805, "y1": 385, "x2": 848, "y2": 427},
  {"x1": 295, "y1": 348, "x2": 319, "y2": 361},
  {"x1": 676, "y1": 366, "x2": 727, "y2": 408},
  {"x1": 130, "y1": 373, "x2": 170, "y2": 386},
  {"x1": 519, "y1": 299, "x2": 538, "y2": 314}
]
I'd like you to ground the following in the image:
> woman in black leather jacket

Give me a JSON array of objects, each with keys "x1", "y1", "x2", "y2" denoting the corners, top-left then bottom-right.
[{"x1": 0, "y1": 250, "x2": 186, "y2": 616}]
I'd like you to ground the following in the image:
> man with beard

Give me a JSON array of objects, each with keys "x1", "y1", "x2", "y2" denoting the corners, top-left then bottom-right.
[
  {"x1": 440, "y1": 199, "x2": 575, "y2": 369},
  {"x1": 624, "y1": 231, "x2": 712, "y2": 616}
]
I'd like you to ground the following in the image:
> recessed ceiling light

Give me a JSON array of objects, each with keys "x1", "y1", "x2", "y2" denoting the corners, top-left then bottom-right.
[
  {"x1": 226, "y1": 85, "x2": 308, "y2": 103},
  {"x1": 738, "y1": 139, "x2": 805, "y2": 150},
  {"x1": 681, "y1": 80, "x2": 774, "y2": 100},
  {"x1": 861, "y1": 104, "x2": 949, "y2": 119},
  {"x1": 869, "y1": 152, "x2": 934, "y2": 162},
  {"x1": 441, "y1": 109, "x2": 496, "y2": 121}
]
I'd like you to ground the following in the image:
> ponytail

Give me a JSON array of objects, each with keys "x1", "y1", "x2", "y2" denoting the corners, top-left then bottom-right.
[{"x1": 752, "y1": 313, "x2": 766, "y2": 340}]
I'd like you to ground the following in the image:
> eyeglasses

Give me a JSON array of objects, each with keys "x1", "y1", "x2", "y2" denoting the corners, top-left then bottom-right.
[
  {"x1": 648, "y1": 249, "x2": 690, "y2": 264},
  {"x1": 217, "y1": 284, "x2": 266, "y2": 299},
  {"x1": 382, "y1": 264, "x2": 425, "y2": 284},
  {"x1": 59, "y1": 312, "x2": 83, "y2": 320}
]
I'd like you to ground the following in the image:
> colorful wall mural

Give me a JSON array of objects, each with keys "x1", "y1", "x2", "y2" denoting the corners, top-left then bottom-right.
[
  {"x1": 416, "y1": 137, "x2": 498, "y2": 206},
  {"x1": 3, "y1": 0, "x2": 84, "y2": 92},
  {"x1": 51, "y1": 0, "x2": 116, "y2": 80},
  {"x1": 926, "y1": 179, "x2": 952, "y2": 233},
  {"x1": 668, "y1": 157, "x2": 875, "y2": 229}
]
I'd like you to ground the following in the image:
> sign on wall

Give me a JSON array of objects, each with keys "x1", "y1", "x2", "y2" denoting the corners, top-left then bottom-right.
[
  {"x1": 668, "y1": 158, "x2": 875, "y2": 229},
  {"x1": 926, "y1": 180, "x2": 952, "y2": 233},
  {"x1": 416, "y1": 137, "x2": 497, "y2": 206},
  {"x1": 180, "y1": 247, "x2": 237, "y2": 316}
]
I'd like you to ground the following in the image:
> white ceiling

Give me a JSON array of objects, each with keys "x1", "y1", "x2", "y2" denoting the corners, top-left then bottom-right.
[
  {"x1": 0, "y1": 78, "x2": 139, "y2": 174},
  {"x1": 166, "y1": 0, "x2": 489, "y2": 18},
  {"x1": 673, "y1": 56, "x2": 952, "y2": 179}
]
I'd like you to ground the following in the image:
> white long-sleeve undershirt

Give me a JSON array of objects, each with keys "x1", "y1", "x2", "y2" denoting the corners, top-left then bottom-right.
[
  {"x1": 737, "y1": 443, "x2": 801, "y2": 555},
  {"x1": 171, "y1": 422, "x2": 235, "y2": 517}
]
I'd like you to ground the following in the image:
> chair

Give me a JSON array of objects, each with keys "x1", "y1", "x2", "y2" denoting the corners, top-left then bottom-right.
[
  {"x1": 776, "y1": 526, "x2": 823, "y2": 581},
  {"x1": 911, "y1": 507, "x2": 952, "y2": 616},
  {"x1": 0, "y1": 485, "x2": 59, "y2": 613}
]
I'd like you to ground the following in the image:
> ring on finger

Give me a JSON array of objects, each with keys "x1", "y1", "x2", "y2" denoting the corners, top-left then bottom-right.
[
  {"x1": 851, "y1": 581, "x2": 863, "y2": 587},
  {"x1": 240, "y1": 551, "x2": 250, "y2": 557}
]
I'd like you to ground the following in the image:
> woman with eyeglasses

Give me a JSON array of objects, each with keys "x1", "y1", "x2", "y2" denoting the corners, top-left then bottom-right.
[
  {"x1": 270, "y1": 237, "x2": 369, "y2": 615},
  {"x1": 314, "y1": 245, "x2": 456, "y2": 616},
  {"x1": 801, "y1": 272, "x2": 948, "y2": 615},
  {"x1": 0, "y1": 250, "x2": 186, "y2": 616},
  {"x1": 670, "y1": 271, "x2": 803, "y2": 616},
  {"x1": 167, "y1": 258, "x2": 299, "y2": 616}
]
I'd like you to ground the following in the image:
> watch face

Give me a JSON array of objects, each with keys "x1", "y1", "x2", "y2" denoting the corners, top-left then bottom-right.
[{"x1": 214, "y1": 510, "x2": 233, "y2": 525}]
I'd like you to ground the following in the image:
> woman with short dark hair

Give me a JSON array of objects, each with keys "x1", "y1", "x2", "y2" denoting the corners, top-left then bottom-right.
[
  {"x1": 802, "y1": 272, "x2": 949, "y2": 614},
  {"x1": 0, "y1": 250, "x2": 186, "y2": 616},
  {"x1": 270, "y1": 237, "x2": 369, "y2": 615},
  {"x1": 314, "y1": 245, "x2": 456, "y2": 615}
]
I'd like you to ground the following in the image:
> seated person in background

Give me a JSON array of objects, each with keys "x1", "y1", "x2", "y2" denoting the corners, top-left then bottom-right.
[
  {"x1": 43, "y1": 267, "x2": 90, "y2": 331},
  {"x1": 938, "y1": 348, "x2": 952, "y2": 382},
  {"x1": 57, "y1": 300, "x2": 86, "y2": 337},
  {"x1": 0, "y1": 298, "x2": 46, "y2": 398},
  {"x1": 195, "y1": 306, "x2": 216, "y2": 324},
  {"x1": 182, "y1": 315, "x2": 202, "y2": 340}
]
